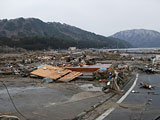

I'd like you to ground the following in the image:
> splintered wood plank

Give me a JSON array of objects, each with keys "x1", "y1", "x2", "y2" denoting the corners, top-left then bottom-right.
[
  {"x1": 58, "y1": 71, "x2": 83, "y2": 82},
  {"x1": 30, "y1": 65, "x2": 71, "y2": 80}
]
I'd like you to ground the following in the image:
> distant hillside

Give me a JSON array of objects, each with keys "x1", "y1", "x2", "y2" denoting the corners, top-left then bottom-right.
[
  {"x1": 112, "y1": 29, "x2": 160, "y2": 48},
  {"x1": 0, "y1": 18, "x2": 132, "y2": 50}
]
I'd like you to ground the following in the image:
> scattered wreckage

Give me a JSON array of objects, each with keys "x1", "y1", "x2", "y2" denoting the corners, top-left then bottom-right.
[
  {"x1": 140, "y1": 67, "x2": 156, "y2": 74},
  {"x1": 95, "y1": 67, "x2": 130, "y2": 94},
  {"x1": 0, "y1": 50, "x2": 133, "y2": 94},
  {"x1": 139, "y1": 82, "x2": 155, "y2": 90},
  {"x1": 30, "y1": 64, "x2": 83, "y2": 82}
]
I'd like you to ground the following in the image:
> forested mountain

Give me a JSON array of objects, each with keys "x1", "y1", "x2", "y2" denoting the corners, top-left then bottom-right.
[
  {"x1": 0, "y1": 18, "x2": 132, "y2": 50},
  {"x1": 112, "y1": 29, "x2": 160, "y2": 48}
]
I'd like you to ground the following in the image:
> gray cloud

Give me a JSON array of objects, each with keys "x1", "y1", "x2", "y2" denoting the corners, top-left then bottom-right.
[{"x1": 0, "y1": 0, "x2": 160, "y2": 36}]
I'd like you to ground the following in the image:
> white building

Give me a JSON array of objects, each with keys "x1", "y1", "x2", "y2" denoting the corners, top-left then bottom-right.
[
  {"x1": 68, "y1": 47, "x2": 76, "y2": 51},
  {"x1": 156, "y1": 55, "x2": 160, "y2": 61}
]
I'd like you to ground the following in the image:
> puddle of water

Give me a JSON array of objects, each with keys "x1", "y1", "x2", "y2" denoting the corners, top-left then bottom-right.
[{"x1": 80, "y1": 84, "x2": 102, "y2": 92}]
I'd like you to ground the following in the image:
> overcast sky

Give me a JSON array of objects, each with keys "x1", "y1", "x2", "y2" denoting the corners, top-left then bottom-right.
[{"x1": 1, "y1": 0, "x2": 160, "y2": 36}]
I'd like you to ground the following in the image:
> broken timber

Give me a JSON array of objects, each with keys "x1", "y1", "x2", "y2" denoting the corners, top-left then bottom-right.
[
  {"x1": 58, "y1": 71, "x2": 83, "y2": 82},
  {"x1": 30, "y1": 65, "x2": 82, "y2": 82}
]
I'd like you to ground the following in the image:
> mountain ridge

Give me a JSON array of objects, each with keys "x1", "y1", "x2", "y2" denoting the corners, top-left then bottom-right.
[
  {"x1": 0, "y1": 17, "x2": 132, "y2": 50},
  {"x1": 112, "y1": 29, "x2": 160, "y2": 48}
]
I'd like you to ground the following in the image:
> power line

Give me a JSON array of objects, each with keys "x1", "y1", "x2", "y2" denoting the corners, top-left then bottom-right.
[{"x1": 0, "y1": 81, "x2": 28, "y2": 120}]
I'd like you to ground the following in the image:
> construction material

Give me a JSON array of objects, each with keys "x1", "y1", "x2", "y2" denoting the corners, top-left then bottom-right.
[
  {"x1": 66, "y1": 64, "x2": 112, "y2": 72},
  {"x1": 58, "y1": 71, "x2": 83, "y2": 82},
  {"x1": 66, "y1": 67, "x2": 100, "y2": 72},
  {"x1": 30, "y1": 65, "x2": 71, "y2": 80},
  {"x1": 0, "y1": 113, "x2": 12, "y2": 115},
  {"x1": 30, "y1": 64, "x2": 83, "y2": 82}
]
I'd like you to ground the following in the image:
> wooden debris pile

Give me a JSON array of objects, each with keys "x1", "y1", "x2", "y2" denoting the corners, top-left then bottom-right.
[{"x1": 30, "y1": 65, "x2": 82, "y2": 82}]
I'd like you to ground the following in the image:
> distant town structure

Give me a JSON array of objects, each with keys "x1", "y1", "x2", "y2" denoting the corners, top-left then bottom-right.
[
  {"x1": 68, "y1": 47, "x2": 76, "y2": 51},
  {"x1": 156, "y1": 55, "x2": 160, "y2": 61}
]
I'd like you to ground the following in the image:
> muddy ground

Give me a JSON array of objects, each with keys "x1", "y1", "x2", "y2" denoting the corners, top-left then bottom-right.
[{"x1": 0, "y1": 76, "x2": 111, "y2": 120}]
